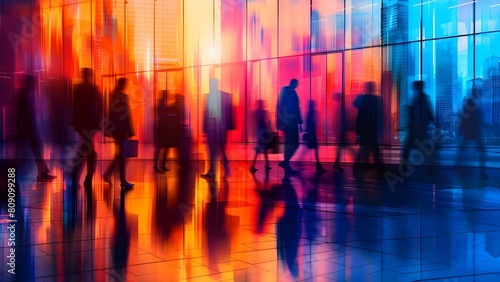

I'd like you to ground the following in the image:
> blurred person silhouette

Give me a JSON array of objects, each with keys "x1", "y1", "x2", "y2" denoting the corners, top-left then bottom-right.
[
  {"x1": 15, "y1": 74, "x2": 56, "y2": 181},
  {"x1": 333, "y1": 99, "x2": 346, "y2": 173},
  {"x1": 277, "y1": 79, "x2": 303, "y2": 175},
  {"x1": 401, "y1": 80, "x2": 434, "y2": 167},
  {"x1": 154, "y1": 93, "x2": 187, "y2": 173},
  {"x1": 303, "y1": 99, "x2": 327, "y2": 173},
  {"x1": 176, "y1": 95, "x2": 193, "y2": 168},
  {"x1": 71, "y1": 68, "x2": 103, "y2": 185},
  {"x1": 250, "y1": 99, "x2": 273, "y2": 174},
  {"x1": 353, "y1": 81, "x2": 383, "y2": 171},
  {"x1": 103, "y1": 78, "x2": 135, "y2": 188},
  {"x1": 456, "y1": 87, "x2": 488, "y2": 179},
  {"x1": 201, "y1": 78, "x2": 234, "y2": 178},
  {"x1": 204, "y1": 179, "x2": 232, "y2": 272}
]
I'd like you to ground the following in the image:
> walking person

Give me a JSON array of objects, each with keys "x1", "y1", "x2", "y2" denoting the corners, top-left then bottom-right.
[
  {"x1": 303, "y1": 99, "x2": 326, "y2": 173},
  {"x1": 250, "y1": 99, "x2": 272, "y2": 174},
  {"x1": 103, "y1": 78, "x2": 135, "y2": 188},
  {"x1": 401, "y1": 80, "x2": 434, "y2": 166},
  {"x1": 456, "y1": 87, "x2": 488, "y2": 179},
  {"x1": 277, "y1": 78, "x2": 303, "y2": 175},
  {"x1": 201, "y1": 78, "x2": 234, "y2": 178},
  {"x1": 72, "y1": 68, "x2": 103, "y2": 185},
  {"x1": 353, "y1": 81, "x2": 383, "y2": 171},
  {"x1": 16, "y1": 74, "x2": 56, "y2": 181}
]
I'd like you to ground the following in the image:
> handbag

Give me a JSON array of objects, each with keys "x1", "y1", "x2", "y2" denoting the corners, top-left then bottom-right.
[{"x1": 122, "y1": 139, "x2": 139, "y2": 158}]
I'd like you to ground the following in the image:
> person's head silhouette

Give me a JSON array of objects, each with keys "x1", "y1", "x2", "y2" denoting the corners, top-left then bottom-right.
[
  {"x1": 364, "y1": 81, "x2": 375, "y2": 94},
  {"x1": 82, "y1": 68, "x2": 93, "y2": 84},
  {"x1": 289, "y1": 79, "x2": 299, "y2": 89},
  {"x1": 209, "y1": 78, "x2": 219, "y2": 93},
  {"x1": 412, "y1": 80, "x2": 424, "y2": 93}
]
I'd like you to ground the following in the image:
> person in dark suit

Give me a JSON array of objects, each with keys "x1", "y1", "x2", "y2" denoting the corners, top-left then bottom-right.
[
  {"x1": 353, "y1": 81, "x2": 383, "y2": 170},
  {"x1": 456, "y1": 87, "x2": 488, "y2": 179},
  {"x1": 16, "y1": 75, "x2": 56, "y2": 181},
  {"x1": 402, "y1": 80, "x2": 434, "y2": 166},
  {"x1": 154, "y1": 92, "x2": 185, "y2": 173},
  {"x1": 277, "y1": 79, "x2": 303, "y2": 174},
  {"x1": 72, "y1": 68, "x2": 103, "y2": 185},
  {"x1": 154, "y1": 93, "x2": 169, "y2": 173},
  {"x1": 103, "y1": 78, "x2": 135, "y2": 188},
  {"x1": 201, "y1": 78, "x2": 234, "y2": 178}
]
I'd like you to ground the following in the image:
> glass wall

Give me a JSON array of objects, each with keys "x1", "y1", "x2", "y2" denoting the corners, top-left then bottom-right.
[{"x1": 2, "y1": 0, "x2": 500, "y2": 154}]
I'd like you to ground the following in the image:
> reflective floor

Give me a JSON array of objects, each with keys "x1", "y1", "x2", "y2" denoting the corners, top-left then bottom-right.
[{"x1": 1, "y1": 152, "x2": 500, "y2": 281}]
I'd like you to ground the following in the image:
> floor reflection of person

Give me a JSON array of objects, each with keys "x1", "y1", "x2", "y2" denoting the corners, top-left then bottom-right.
[
  {"x1": 277, "y1": 176, "x2": 302, "y2": 278},
  {"x1": 16, "y1": 74, "x2": 56, "y2": 181},
  {"x1": 111, "y1": 188, "x2": 131, "y2": 279},
  {"x1": 201, "y1": 78, "x2": 234, "y2": 178},
  {"x1": 277, "y1": 79, "x2": 303, "y2": 175},
  {"x1": 103, "y1": 78, "x2": 135, "y2": 188},
  {"x1": 204, "y1": 179, "x2": 231, "y2": 271}
]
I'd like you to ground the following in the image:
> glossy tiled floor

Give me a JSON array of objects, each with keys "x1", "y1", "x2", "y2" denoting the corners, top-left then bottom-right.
[{"x1": 2, "y1": 153, "x2": 500, "y2": 281}]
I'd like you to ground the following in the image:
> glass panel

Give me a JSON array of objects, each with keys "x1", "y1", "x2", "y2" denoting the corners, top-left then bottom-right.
[
  {"x1": 382, "y1": 0, "x2": 417, "y2": 44},
  {"x1": 155, "y1": 0, "x2": 183, "y2": 68},
  {"x1": 278, "y1": 0, "x2": 310, "y2": 56},
  {"x1": 221, "y1": 0, "x2": 246, "y2": 63},
  {"x1": 422, "y1": 0, "x2": 474, "y2": 39},
  {"x1": 327, "y1": 53, "x2": 344, "y2": 144},
  {"x1": 214, "y1": 63, "x2": 247, "y2": 143},
  {"x1": 184, "y1": 0, "x2": 214, "y2": 66},
  {"x1": 382, "y1": 42, "x2": 421, "y2": 144},
  {"x1": 475, "y1": 32, "x2": 500, "y2": 144},
  {"x1": 422, "y1": 36, "x2": 474, "y2": 145},
  {"x1": 476, "y1": 0, "x2": 500, "y2": 33},
  {"x1": 344, "y1": 48, "x2": 382, "y2": 143},
  {"x1": 312, "y1": 0, "x2": 345, "y2": 52},
  {"x1": 278, "y1": 55, "x2": 311, "y2": 123},
  {"x1": 311, "y1": 55, "x2": 327, "y2": 144},
  {"x1": 247, "y1": 0, "x2": 278, "y2": 60},
  {"x1": 346, "y1": 0, "x2": 382, "y2": 48}
]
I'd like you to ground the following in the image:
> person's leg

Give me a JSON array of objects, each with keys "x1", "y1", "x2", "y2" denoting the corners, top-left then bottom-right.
[
  {"x1": 202, "y1": 132, "x2": 217, "y2": 177},
  {"x1": 264, "y1": 150, "x2": 270, "y2": 169},
  {"x1": 219, "y1": 141, "x2": 230, "y2": 176},
  {"x1": 153, "y1": 145, "x2": 159, "y2": 169},
  {"x1": 85, "y1": 133, "x2": 97, "y2": 183},
  {"x1": 116, "y1": 139, "x2": 126, "y2": 182},
  {"x1": 476, "y1": 138, "x2": 488, "y2": 179},
  {"x1": 104, "y1": 138, "x2": 120, "y2": 182}
]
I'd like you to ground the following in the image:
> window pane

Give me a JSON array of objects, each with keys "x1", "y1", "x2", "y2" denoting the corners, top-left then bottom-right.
[
  {"x1": 382, "y1": 0, "x2": 419, "y2": 44},
  {"x1": 476, "y1": 0, "x2": 500, "y2": 33},
  {"x1": 346, "y1": 0, "x2": 382, "y2": 48},
  {"x1": 422, "y1": 36, "x2": 474, "y2": 145},
  {"x1": 221, "y1": 0, "x2": 246, "y2": 63},
  {"x1": 247, "y1": 0, "x2": 278, "y2": 60},
  {"x1": 344, "y1": 48, "x2": 382, "y2": 143},
  {"x1": 312, "y1": 0, "x2": 345, "y2": 52},
  {"x1": 382, "y1": 42, "x2": 420, "y2": 145},
  {"x1": 422, "y1": 0, "x2": 473, "y2": 39},
  {"x1": 475, "y1": 32, "x2": 500, "y2": 144},
  {"x1": 279, "y1": 0, "x2": 310, "y2": 56}
]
